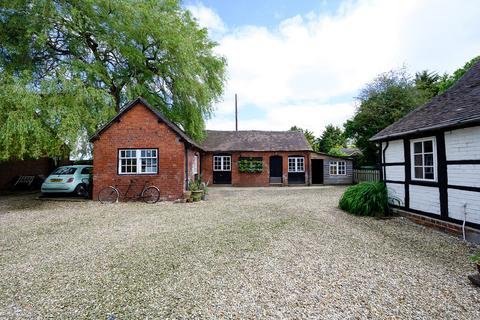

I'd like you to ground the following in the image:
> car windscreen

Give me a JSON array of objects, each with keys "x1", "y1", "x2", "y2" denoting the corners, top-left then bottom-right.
[{"x1": 52, "y1": 167, "x2": 77, "y2": 175}]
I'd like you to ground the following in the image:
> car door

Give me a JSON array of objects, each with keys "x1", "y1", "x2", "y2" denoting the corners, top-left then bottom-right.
[{"x1": 80, "y1": 167, "x2": 93, "y2": 186}]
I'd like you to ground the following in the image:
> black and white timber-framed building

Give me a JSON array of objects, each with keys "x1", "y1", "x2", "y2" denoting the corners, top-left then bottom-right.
[{"x1": 371, "y1": 61, "x2": 480, "y2": 230}]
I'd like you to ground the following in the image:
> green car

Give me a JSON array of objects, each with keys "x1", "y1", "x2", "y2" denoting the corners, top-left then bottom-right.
[{"x1": 41, "y1": 165, "x2": 93, "y2": 197}]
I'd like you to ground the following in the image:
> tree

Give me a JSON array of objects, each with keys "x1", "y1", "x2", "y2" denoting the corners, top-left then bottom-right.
[
  {"x1": 317, "y1": 124, "x2": 346, "y2": 153},
  {"x1": 437, "y1": 56, "x2": 480, "y2": 93},
  {"x1": 327, "y1": 147, "x2": 348, "y2": 157},
  {"x1": 0, "y1": 0, "x2": 226, "y2": 160},
  {"x1": 415, "y1": 70, "x2": 441, "y2": 100},
  {"x1": 344, "y1": 68, "x2": 425, "y2": 165},
  {"x1": 290, "y1": 126, "x2": 317, "y2": 150}
]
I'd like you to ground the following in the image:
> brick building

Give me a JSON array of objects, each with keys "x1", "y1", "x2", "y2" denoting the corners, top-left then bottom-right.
[{"x1": 90, "y1": 97, "x2": 352, "y2": 200}]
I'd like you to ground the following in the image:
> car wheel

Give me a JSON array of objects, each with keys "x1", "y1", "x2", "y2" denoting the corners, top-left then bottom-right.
[{"x1": 74, "y1": 184, "x2": 88, "y2": 198}]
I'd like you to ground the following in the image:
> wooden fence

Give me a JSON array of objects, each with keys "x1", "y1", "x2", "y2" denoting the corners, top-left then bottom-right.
[{"x1": 353, "y1": 169, "x2": 380, "y2": 183}]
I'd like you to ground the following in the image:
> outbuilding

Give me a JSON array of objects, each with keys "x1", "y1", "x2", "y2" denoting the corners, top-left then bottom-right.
[
  {"x1": 90, "y1": 97, "x2": 353, "y2": 200},
  {"x1": 371, "y1": 61, "x2": 480, "y2": 230}
]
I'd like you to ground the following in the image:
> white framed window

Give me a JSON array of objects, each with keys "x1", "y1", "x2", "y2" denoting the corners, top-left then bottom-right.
[
  {"x1": 192, "y1": 155, "x2": 198, "y2": 175},
  {"x1": 213, "y1": 155, "x2": 231, "y2": 171},
  {"x1": 288, "y1": 157, "x2": 304, "y2": 172},
  {"x1": 329, "y1": 161, "x2": 346, "y2": 175},
  {"x1": 118, "y1": 149, "x2": 158, "y2": 175},
  {"x1": 411, "y1": 137, "x2": 436, "y2": 181}
]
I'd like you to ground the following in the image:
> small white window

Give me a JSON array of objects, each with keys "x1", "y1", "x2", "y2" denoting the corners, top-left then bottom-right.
[
  {"x1": 288, "y1": 157, "x2": 304, "y2": 172},
  {"x1": 192, "y1": 155, "x2": 198, "y2": 175},
  {"x1": 411, "y1": 137, "x2": 436, "y2": 181},
  {"x1": 118, "y1": 149, "x2": 158, "y2": 174},
  {"x1": 213, "y1": 155, "x2": 231, "y2": 171},
  {"x1": 329, "y1": 161, "x2": 346, "y2": 175}
]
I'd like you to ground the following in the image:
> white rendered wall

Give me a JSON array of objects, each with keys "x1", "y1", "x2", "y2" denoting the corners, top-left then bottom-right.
[
  {"x1": 409, "y1": 185, "x2": 440, "y2": 215},
  {"x1": 445, "y1": 126, "x2": 480, "y2": 160},
  {"x1": 447, "y1": 164, "x2": 480, "y2": 188},
  {"x1": 385, "y1": 166, "x2": 405, "y2": 181},
  {"x1": 448, "y1": 189, "x2": 480, "y2": 224},
  {"x1": 383, "y1": 140, "x2": 404, "y2": 163},
  {"x1": 386, "y1": 183, "x2": 405, "y2": 206}
]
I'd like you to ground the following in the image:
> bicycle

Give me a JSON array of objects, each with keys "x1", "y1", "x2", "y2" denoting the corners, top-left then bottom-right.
[{"x1": 98, "y1": 179, "x2": 160, "y2": 204}]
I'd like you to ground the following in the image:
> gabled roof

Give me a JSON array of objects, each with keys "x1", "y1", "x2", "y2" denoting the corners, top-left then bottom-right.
[
  {"x1": 89, "y1": 97, "x2": 201, "y2": 149},
  {"x1": 339, "y1": 147, "x2": 362, "y2": 156},
  {"x1": 201, "y1": 130, "x2": 312, "y2": 152},
  {"x1": 371, "y1": 60, "x2": 480, "y2": 141}
]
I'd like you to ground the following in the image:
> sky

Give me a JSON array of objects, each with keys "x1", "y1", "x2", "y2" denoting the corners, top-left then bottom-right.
[{"x1": 185, "y1": 0, "x2": 480, "y2": 136}]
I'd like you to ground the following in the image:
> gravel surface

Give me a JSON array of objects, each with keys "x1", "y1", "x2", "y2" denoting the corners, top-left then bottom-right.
[{"x1": 1, "y1": 186, "x2": 479, "y2": 319}]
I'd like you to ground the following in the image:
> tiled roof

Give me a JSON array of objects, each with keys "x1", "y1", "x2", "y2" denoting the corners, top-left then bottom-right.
[
  {"x1": 371, "y1": 61, "x2": 480, "y2": 141},
  {"x1": 201, "y1": 130, "x2": 312, "y2": 152}
]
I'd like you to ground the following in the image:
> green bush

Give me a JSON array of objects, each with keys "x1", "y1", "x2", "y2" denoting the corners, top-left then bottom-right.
[{"x1": 339, "y1": 182, "x2": 390, "y2": 217}]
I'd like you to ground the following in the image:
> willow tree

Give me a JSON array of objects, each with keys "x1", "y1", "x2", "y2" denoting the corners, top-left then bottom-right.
[{"x1": 0, "y1": 0, "x2": 226, "y2": 160}]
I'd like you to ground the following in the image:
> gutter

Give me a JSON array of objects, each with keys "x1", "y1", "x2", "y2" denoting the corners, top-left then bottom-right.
[{"x1": 370, "y1": 117, "x2": 480, "y2": 142}]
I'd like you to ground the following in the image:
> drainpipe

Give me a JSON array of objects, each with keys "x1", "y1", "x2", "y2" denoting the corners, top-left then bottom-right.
[
  {"x1": 381, "y1": 141, "x2": 389, "y2": 182},
  {"x1": 185, "y1": 144, "x2": 189, "y2": 191}
]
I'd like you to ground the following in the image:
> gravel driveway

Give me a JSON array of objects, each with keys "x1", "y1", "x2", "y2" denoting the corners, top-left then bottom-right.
[{"x1": 1, "y1": 186, "x2": 479, "y2": 319}]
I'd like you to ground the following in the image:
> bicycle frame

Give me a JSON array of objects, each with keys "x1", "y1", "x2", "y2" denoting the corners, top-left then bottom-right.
[{"x1": 116, "y1": 180, "x2": 151, "y2": 201}]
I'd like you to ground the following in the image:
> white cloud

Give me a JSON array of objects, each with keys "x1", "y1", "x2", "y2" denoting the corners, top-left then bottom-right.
[
  {"x1": 208, "y1": 103, "x2": 355, "y2": 133},
  {"x1": 204, "y1": 0, "x2": 480, "y2": 135},
  {"x1": 186, "y1": 2, "x2": 226, "y2": 34}
]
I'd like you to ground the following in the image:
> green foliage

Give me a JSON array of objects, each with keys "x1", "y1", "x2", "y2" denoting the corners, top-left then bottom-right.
[
  {"x1": 317, "y1": 124, "x2": 347, "y2": 153},
  {"x1": 238, "y1": 158, "x2": 263, "y2": 173},
  {"x1": 0, "y1": 0, "x2": 227, "y2": 159},
  {"x1": 343, "y1": 56, "x2": 480, "y2": 166},
  {"x1": 290, "y1": 126, "x2": 317, "y2": 150},
  {"x1": 339, "y1": 182, "x2": 390, "y2": 217},
  {"x1": 188, "y1": 175, "x2": 203, "y2": 192},
  {"x1": 437, "y1": 56, "x2": 480, "y2": 93},
  {"x1": 327, "y1": 146, "x2": 348, "y2": 157},
  {"x1": 0, "y1": 72, "x2": 114, "y2": 160},
  {"x1": 344, "y1": 68, "x2": 426, "y2": 165},
  {"x1": 415, "y1": 70, "x2": 441, "y2": 100},
  {"x1": 470, "y1": 253, "x2": 480, "y2": 264}
]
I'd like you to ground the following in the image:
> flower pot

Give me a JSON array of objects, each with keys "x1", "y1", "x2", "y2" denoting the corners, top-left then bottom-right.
[
  {"x1": 184, "y1": 191, "x2": 192, "y2": 199},
  {"x1": 191, "y1": 190, "x2": 203, "y2": 202},
  {"x1": 201, "y1": 193, "x2": 208, "y2": 201}
]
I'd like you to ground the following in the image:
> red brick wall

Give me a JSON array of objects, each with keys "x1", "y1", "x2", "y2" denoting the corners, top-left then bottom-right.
[
  {"x1": 201, "y1": 151, "x2": 310, "y2": 187},
  {"x1": 186, "y1": 148, "x2": 201, "y2": 184},
  {"x1": 0, "y1": 158, "x2": 53, "y2": 190},
  {"x1": 92, "y1": 103, "x2": 189, "y2": 200}
]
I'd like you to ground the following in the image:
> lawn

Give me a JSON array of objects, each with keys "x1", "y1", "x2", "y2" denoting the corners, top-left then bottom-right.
[{"x1": 1, "y1": 186, "x2": 479, "y2": 318}]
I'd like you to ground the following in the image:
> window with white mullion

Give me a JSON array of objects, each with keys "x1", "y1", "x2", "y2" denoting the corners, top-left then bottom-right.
[
  {"x1": 118, "y1": 149, "x2": 158, "y2": 175},
  {"x1": 288, "y1": 157, "x2": 304, "y2": 173},
  {"x1": 329, "y1": 161, "x2": 346, "y2": 175},
  {"x1": 411, "y1": 138, "x2": 436, "y2": 181},
  {"x1": 213, "y1": 155, "x2": 231, "y2": 171}
]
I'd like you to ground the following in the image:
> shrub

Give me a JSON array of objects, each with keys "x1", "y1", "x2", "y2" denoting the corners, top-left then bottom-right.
[{"x1": 339, "y1": 182, "x2": 390, "y2": 217}]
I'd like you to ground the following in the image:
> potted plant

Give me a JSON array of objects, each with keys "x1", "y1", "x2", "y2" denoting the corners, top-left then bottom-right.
[
  {"x1": 201, "y1": 181, "x2": 209, "y2": 200},
  {"x1": 189, "y1": 178, "x2": 203, "y2": 202},
  {"x1": 468, "y1": 252, "x2": 480, "y2": 287},
  {"x1": 470, "y1": 253, "x2": 480, "y2": 274}
]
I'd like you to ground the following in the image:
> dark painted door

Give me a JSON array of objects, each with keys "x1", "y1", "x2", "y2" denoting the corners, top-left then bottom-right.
[
  {"x1": 213, "y1": 155, "x2": 232, "y2": 184},
  {"x1": 269, "y1": 156, "x2": 283, "y2": 183},
  {"x1": 311, "y1": 159, "x2": 324, "y2": 184},
  {"x1": 213, "y1": 171, "x2": 231, "y2": 184}
]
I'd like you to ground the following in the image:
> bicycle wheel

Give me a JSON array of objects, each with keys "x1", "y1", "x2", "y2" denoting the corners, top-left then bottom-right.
[
  {"x1": 142, "y1": 186, "x2": 160, "y2": 204},
  {"x1": 98, "y1": 186, "x2": 119, "y2": 204}
]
